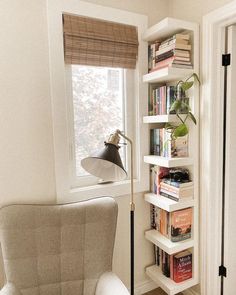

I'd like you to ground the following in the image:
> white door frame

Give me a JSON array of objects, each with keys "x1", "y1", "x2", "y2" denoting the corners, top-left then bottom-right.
[{"x1": 202, "y1": 2, "x2": 236, "y2": 295}]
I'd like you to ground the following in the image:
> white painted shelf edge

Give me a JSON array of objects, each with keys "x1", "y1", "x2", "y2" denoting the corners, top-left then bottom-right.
[
  {"x1": 144, "y1": 193, "x2": 195, "y2": 212},
  {"x1": 146, "y1": 265, "x2": 198, "y2": 295},
  {"x1": 144, "y1": 155, "x2": 193, "y2": 167},
  {"x1": 145, "y1": 229, "x2": 194, "y2": 255},
  {"x1": 143, "y1": 67, "x2": 193, "y2": 83},
  {"x1": 142, "y1": 17, "x2": 199, "y2": 42},
  {"x1": 143, "y1": 114, "x2": 180, "y2": 124}
]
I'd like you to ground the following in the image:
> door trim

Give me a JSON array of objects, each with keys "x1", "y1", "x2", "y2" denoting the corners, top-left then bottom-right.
[{"x1": 202, "y1": 2, "x2": 236, "y2": 294}]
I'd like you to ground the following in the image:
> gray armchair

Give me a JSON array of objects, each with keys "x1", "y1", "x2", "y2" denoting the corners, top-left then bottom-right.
[{"x1": 0, "y1": 197, "x2": 129, "y2": 295}]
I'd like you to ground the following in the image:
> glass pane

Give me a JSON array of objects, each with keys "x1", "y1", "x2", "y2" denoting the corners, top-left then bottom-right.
[{"x1": 72, "y1": 65, "x2": 126, "y2": 177}]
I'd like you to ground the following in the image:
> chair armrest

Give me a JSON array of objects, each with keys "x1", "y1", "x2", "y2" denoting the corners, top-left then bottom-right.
[
  {"x1": 0, "y1": 284, "x2": 22, "y2": 295},
  {"x1": 96, "y1": 272, "x2": 129, "y2": 295}
]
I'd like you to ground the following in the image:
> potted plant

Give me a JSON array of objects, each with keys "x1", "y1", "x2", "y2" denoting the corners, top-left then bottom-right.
[{"x1": 165, "y1": 73, "x2": 200, "y2": 140}]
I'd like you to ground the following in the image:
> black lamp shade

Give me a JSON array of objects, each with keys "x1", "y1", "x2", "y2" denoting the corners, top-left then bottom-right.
[{"x1": 81, "y1": 143, "x2": 127, "y2": 181}]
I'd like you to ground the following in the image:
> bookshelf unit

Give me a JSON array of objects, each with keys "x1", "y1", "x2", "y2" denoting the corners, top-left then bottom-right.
[{"x1": 142, "y1": 17, "x2": 199, "y2": 295}]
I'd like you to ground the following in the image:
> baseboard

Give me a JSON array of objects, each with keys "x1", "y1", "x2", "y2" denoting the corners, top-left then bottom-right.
[
  {"x1": 134, "y1": 279, "x2": 158, "y2": 295},
  {"x1": 183, "y1": 288, "x2": 200, "y2": 295}
]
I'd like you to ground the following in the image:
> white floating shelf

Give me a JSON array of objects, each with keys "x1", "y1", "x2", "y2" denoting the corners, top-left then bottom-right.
[
  {"x1": 142, "y1": 17, "x2": 198, "y2": 42},
  {"x1": 144, "y1": 155, "x2": 193, "y2": 167},
  {"x1": 146, "y1": 265, "x2": 198, "y2": 295},
  {"x1": 144, "y1": 193, "x2": 195, "y2": 212},
  {"x1": 145, "y1": 230, "x2": 194, "y2": 255},
  {"x1": 143, "y1": 67, "x2": 193, "y2": 84},
  {"x1": 143, "y1": 115, "x2": 176, "y2": 124}
]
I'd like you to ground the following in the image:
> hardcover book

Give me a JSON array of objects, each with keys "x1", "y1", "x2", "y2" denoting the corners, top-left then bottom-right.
[{"x1": 173, "y1": 250, "x2": 192, "y2": 283}]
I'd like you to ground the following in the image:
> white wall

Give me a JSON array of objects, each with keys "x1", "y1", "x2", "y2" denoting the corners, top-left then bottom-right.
[
  {"x1": 83, "y1": 0, "x2": 169, "y2": 25},
  {"x1": 169, "y1": 0, "x2": 234, "y2": 22},
  {"x1": 0, "y1": 0, "x2": 56, "y2": 205},
  {"x1": 0, "y1": 0, "x2": 169, "y2": 290}
]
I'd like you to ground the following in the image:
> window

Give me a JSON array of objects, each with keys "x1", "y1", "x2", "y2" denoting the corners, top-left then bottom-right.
[
  {"x1": 69, "y1": 65, "x2": 127, "y2": 187},
  {"x1": 47, "y1": 0, "x2": 149, "y2": 200}
]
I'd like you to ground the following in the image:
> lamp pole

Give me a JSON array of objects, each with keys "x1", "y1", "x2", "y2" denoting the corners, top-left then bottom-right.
[{"x1": 116, "y1": 130, "x2": 134, "y2": 295}]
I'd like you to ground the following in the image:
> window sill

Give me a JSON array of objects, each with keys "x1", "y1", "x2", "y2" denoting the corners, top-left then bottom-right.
[{"x1": 57, "y1": 178, "x2": 149, "y2": 203}]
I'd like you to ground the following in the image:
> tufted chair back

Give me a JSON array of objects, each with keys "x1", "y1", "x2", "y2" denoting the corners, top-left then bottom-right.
[{"x1": 0, "y1": 197, "x2": 118, "y2": 295}]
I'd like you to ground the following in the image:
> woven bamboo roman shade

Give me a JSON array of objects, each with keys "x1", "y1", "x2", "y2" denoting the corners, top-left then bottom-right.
[{"x1": 63, "y1": 14, "x2": 139, "y2": 69}]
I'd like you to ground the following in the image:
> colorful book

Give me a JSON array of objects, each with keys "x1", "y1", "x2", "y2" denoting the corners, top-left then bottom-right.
[
  {"x1": 173, "y1": 250, "x2": 192, "y2": 283},
  {"x1": 171, "y1": 208, "x2": 192, "y2": 242}
]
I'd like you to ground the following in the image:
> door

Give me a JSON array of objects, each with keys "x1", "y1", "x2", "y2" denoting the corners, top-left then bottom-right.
[{"x1": 223, "y1": 24, "x2": 236, "y2": 295}]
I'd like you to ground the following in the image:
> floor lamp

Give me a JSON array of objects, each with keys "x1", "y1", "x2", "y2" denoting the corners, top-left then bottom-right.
[{"x1": 81, "y1": 129, "x2": 135, "y2": 295}]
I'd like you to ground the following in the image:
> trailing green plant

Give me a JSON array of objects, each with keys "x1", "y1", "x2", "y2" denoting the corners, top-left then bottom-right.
[{"x1": 165, "y1": 73, "x2": 200, "y2": 140}]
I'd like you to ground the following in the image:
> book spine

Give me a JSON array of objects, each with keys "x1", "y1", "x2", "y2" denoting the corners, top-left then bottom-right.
[
  {"x1": 171, "y1": 232, "x2": 191, "y2": 242},
  {"x1": 150, "y1": 204, "x2": 156, "y2": 229},
  {"x1": 157, "y1": 44, "x2": 192, "y2": 56},
  {"x1": 162, "y1": 86, "x2": 166, "y2": 115},
  {"x1": 160, "y1": 188, "x2": 179, "y2": 198},
  {"x1": 170, "y1": 254, "x2": 174, "y2": 280},
  {"x1": 160, "y1": 191, "x2": 179, "y2": 202},
  {"x1": 163, "y1": 179, "x2": 193, "y2": 188}
]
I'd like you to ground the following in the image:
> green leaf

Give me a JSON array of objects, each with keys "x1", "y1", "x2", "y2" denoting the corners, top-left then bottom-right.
[
  {"x1": 189, "y1": 111, "x2": 197, "y2": 125},
  {"x1": 181, "y1": 81, "x2": 194, "y2": 91},
  {"x1": 170, "y1": 100, "x2": 182, "y2": 113},
  {"x1": 165, "y1": 123, "x2": 176, "y2": 130},
  {"x1": 181, "y1": 101, "x2": 191, "y2": 112},
  {"x1": 191, "y1": 73, "x2": 201, "y2": 84},
  {"x1": 173, "y1": 124, "x2": 189, "y2": 138},
  {"x1": 164, "y1": 139, "x2": 171, "y2": 150}
]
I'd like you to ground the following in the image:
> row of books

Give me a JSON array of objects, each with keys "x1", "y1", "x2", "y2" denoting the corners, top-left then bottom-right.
[
  {"x1": 150, "y1": 128, "x2": 188, "y2": 158},
  {"x1": 150, "y1": 205, "x2": 192, "y2": 242},
  {"x1": 150, "y1": 166, "x2": 193, "y2": 200},
  {"x1": 154, "y1": 246, "x2": 193, "y2": 283},
  {"x1": 148, "y1": 85, "x2": 188, "y2": 116},
  {"x1": 148, "y1": 33, "x2": 192, "y2": 72}
]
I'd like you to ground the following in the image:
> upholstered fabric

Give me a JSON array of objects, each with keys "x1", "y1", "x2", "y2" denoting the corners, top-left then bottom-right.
[
  {"x1": 0, "y1": 283, "x2": 22, "y2": 295},
  {"x1": 0, "y1": 197, "x2": 119, "y2": 295},
  {"x1": 95, "y1": 272, "x2": 129, "y2": 295}
]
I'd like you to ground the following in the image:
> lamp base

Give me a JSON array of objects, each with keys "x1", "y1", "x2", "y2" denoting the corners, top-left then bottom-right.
[{"x1": 130, "y1": 210, "x2": 134, "y2": 295}]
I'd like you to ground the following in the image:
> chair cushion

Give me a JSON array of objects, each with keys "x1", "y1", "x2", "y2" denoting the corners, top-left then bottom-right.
[{"x1": 0, "y1": 197, "x2": 118, "y2": 295}]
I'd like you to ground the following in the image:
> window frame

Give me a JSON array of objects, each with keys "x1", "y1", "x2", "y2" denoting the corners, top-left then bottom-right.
[{"x1": 47, "y1": 0, "x2": 149, "y2": 202}]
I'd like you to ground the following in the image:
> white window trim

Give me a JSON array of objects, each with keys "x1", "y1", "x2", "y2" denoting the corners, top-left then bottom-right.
[{"x1": 47, "y1": 0, "x2": 149, "y2": 202}]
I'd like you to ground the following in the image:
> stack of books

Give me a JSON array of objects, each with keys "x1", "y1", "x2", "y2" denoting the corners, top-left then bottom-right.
[
  {"x1": 151, "y1": 207, "x2": 192, "y2": 242},
  {"x1": 154, "y1": 246, "x2": 193, "y2": 283},
  {"x1": 148, "y1": 33, "x2": 192, "y2": 72},
  {"x1": 150, "y1": 128, "x2": 188, "y2": 158},
  {"x1": 150, "y1": 166, "x2": 193, "y2": 199},
  {"x1": 160, "y1": 179, "x2": 194, "y2": 202}
]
